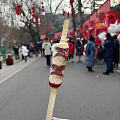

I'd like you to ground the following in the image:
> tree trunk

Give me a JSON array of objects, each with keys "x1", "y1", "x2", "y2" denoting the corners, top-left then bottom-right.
[{"x1": 77, "y1": 0, "x2": 82, "y2": 28}]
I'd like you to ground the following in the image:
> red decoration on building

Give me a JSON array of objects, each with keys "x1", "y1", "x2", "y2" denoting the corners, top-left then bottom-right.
[
  {"x1": 41, "y1": 2, "x2": 45, "y2": 15},
  {"x1": 99, "y1": 12, "x2": 105, "y2": 23},
  {"x1": 16, "y1": 4, "x2": 21, "y2": 15}
]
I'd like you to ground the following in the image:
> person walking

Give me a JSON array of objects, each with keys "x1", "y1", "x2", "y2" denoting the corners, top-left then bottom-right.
[
  {"x1": 22, "y1": 45, "x2": 29, "y2": 62},
  {"x1": 113, "y1": 35, "x2": 119, "y2": 69},
  {"x1": 97, "y1": 45, "x2": 104, "y2": 64},
  {"x1": 68, "y1": 40, "x2": 74, "y2": 63},
  {"x1": 103, "y1": 33, "x2": 114, "y2": 75},
  {"x1": 85, "y1": 36, "x2": 96, "y2": 72},
  {"x1": 13, "y1": 44, "x2": 19, "y2": 60},
  {"x1": 42, "y1": 38, "x2": 52, "y2": 67},
  {"x1": 76, "y1": 38, "x2": 83, "y2": 62}
]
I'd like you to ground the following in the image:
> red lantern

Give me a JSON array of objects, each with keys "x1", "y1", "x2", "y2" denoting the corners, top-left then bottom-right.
[
  {"x1": 42, "y1": 6, "x2": 44, "y2": 9},
  {"x1": 16, "y1": 4, "x2": 21, "y2": 15},
  {"x1": 108, "y1": 13, "x2": 116, "y2": 24}
]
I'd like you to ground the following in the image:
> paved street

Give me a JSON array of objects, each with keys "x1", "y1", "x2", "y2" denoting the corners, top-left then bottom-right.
[{"x1": 0, "y1": 56, "x2": 120, "y2": 120}]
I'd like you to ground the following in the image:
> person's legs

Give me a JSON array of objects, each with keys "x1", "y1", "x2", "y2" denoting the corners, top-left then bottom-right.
[
  {"x1": 87, "y1": 66, "x2": 91, "y2": 71},
  {"x1": 45, "y1": 56, "x2": 49, "y2": 66},
  {"x1": 103, "y1": 58, "x2": 110, "y2": 74},
  {"x1": 110, "y1": 58, "x2": 113, "y2": 73},
  {"x1": 47, "y1": 55, "x2": 51, "y2": 67},
  {"x1": 24, "y1": 56, "x2": 27, "y2": 62},
  {"x1": 15, "y1": 54, "x2": 17, "y2": 60}
]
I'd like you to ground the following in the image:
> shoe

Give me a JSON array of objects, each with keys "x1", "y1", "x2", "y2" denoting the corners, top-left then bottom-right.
[
  {"x1": 110, "y1": 71, "x2": 113, "y2": 73},
  {"x1": 90, "y1": 69, "x2": 94, "y2": 72},
  {"x1": 103, "y1": 72, "x2": 109, "y2": 75}
]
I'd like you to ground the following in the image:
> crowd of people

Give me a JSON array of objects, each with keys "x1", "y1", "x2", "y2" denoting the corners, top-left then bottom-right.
[
  {"x1": 6, "y1": 42, "x2": 43, "y2": 65},
  {"x1": 7, "y1": 33, "x2": 119, "y2": 76},
  {"x1": 42, "y1": 33, "x2": 119, "y2": 75},
  {"x1": 85, "y1": 33, "x2": 119, "y2": 75}
]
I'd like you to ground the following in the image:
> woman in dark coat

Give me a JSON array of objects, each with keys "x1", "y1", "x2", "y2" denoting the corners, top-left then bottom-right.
[
  {"x1": 113, "y1": 35, "x2": 119, "y2": 69},
  {"x1": 103, "y1": 33, "x2": 114, "y2": 75},
  {"x1": 85, "y1": 36, "x2": 96, "y2": 72},
  {"x1": 76, "y1": 38, "x2": 82, "y2": 62}
]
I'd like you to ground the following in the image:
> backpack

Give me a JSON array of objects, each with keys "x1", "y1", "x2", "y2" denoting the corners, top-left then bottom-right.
[{"x1": 85, "y1": 44, "x2": 91, "y2": 55}]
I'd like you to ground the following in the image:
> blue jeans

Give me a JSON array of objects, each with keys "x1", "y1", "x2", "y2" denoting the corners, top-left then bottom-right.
[
  {"x1": 105, "y1": 58, "x2": 113, "y2": 73},
  {"x1": 24, "y1": 56, "x2": 27, "y2": 62}
]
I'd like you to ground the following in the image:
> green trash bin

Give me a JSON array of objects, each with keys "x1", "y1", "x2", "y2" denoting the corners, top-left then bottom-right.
[{"x1": 0, "y1": 46, "x2": 6, "y2": 61}]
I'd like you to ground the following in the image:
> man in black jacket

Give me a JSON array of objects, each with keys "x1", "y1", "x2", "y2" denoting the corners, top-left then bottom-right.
[{"x1": 103, "y1": 33, "x2": 114, "y2": 75}]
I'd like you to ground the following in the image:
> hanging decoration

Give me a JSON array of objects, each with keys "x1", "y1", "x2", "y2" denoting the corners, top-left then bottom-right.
[
  {"x1": 16, "y1": 4, "x2": 21, "y2": 15},
  {"x1": 41, "y1": 2, "x2": 45, "y2": 15},
  {"x1": 62, "y1": 9, "x2": 65, "y2": 16},
  {"x1": 31, "y1": 6, "x2": 36, "y2": 14},
  {"x1": 32, "y1": 14, "x2": 39, "y2": 24},
  {"x1": 107, "y1": 13, "x2": 116, "y2": 25},
  {"x1": 67, "y1": 12, "x2": 70, "y2": 18}
]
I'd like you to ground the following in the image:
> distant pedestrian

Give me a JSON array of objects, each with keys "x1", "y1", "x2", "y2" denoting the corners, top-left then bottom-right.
[
  {"x1": 113, "y1": 35, "x2": 119, "y2": 69},
  {"x1": 13, "y1": 44, "x2": 19, "y2": 60},
  {"x1": 19, "y1": 46, "x2": 22, "y2": 61},
  {"x1": 85, "y1": 36, "x2": 96, "y2": 72},
  {"x1": 22, "y1": 45, "x2": 29, "y2": 62},
  {"x1": 42, "y1": 38, "x2": 52, "y2": 67},
  {"x1": 76, "y1": 38, "x2": 83, "y2": 62},
  {"x1": 97, "y1": 45, "x2": 104, "y2": 64},
  {"x1": 103, "y1": 33, "x2": 114, "y2": 75},
  {"x1": 68, "y1": 40, "x2": 74, "y2": 63},
  {"x1": 82, "y1": 38, "x2": 87, "y2": 51}
]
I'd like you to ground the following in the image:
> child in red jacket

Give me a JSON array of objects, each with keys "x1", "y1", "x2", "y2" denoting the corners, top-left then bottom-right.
[{"x1": 6, "y1": 55, "x2": 14, "y2": 65}]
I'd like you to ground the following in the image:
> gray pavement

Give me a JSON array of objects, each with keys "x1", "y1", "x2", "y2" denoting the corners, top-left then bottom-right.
[
  {"x1": 0, "y1": 56, "x2": 120, "y2": 120},
  {"x1": 0, "y1": 57, "x2": 38, "y2": 82}
]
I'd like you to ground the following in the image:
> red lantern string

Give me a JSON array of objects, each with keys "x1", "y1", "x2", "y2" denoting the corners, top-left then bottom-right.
[
  {"x1": 16, "y1": 4, "x2": 21, "y2": 15},
  {"x1": 62, "y1": 9, "x2": 65, "y2": 16},
  {"x1": 67, "y1": 12, "x2": 70, "y2": 18},
  {"x1": 31, "y1": 6, "x2": 35, "y2": 13},
  {"x1": 41, "y1": 2, "x2": 45, "y2": 15}
]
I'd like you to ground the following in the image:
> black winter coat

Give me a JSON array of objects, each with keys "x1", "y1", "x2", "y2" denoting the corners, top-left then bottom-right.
[
  {"x1": 113, "y1": 39, "x2": 119, "y2": 63},
  {"x1": 103, "y1": 37, "x2": 114, "y2": 59}
]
